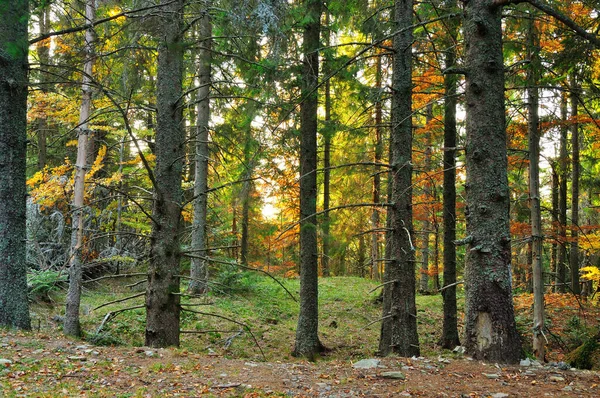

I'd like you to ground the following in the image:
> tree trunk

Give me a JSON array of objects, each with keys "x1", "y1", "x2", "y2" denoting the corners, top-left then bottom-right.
[
  {"x1": 370, "y1": 52, "x2": 383, "y2": 281},
  {"x1": 65, "y1": 0, "x2": 96, "y2": 337},
  {"x1": 440, "y1": 0, "x2": 460, "y2": 350},
  {"x1": 321, "y1": 9, "x2": 332, "y2": 278},
  {"x1": 0, "y1": 0, "x2": 31, "y2": 330},
  {"x1": 145, "y1": 0, "x2": 185, "y2": 348},
  {"x1": 556, "y1": 94, "x2": 568, "y2": 292},
  {"x1": 419, "y1": 104, "x2": 434, "y2": 294},
  {"x1": 293, "y1": 0, "x2": 324, "y2": 360},
  {"x1": 378, "y1": 0, "x2": 420, "y2": 357},
  {"x1": 569, "y1": 76, "x2": 580, "y2": 295},
  {"x1": 189, "y1": 11, "x2": 211, "y2": 294},
  {"x1": 551, "y1": 165, "x2": 558, "y2": 287},
  {"x1": 36, "y1": 4, "x2": 51, "y2": 170},
  {"x1": 462, "y1": 0, "x2": 521, "y2": 363},
  {"x1": 527, "y1": 11, "x2": 545, "y2": 362}
]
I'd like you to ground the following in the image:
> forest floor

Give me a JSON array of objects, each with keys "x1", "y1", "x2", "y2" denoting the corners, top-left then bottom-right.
[{"x1": 1, "y1": 275, "x2": 600, "y2": 396}]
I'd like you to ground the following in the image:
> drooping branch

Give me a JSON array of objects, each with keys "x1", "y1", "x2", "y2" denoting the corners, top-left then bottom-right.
[
  {"x1": 276, "y1": 203, "x2": 392, "y2": 240},
  {"x1": 493, "y1": 0, "x2": 600, "y2": 48},
  {"x1": 29, "y1": 1, "x2": 179, "y2": 44},
  {"x1": 180, "y1": 255, "x2": 298, "y2": 302},
  {"x1": 92, "y1": 292, "x2": 146, "y2": 311}
]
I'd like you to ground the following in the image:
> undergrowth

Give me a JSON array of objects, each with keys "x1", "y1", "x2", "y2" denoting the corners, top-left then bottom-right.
[{"x1": 27, "y1": 275, "x2": 600, "y2": 366}]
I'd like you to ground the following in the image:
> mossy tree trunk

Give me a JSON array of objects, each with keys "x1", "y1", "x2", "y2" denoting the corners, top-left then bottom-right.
[
  {"x1": 462, "y1": 0, "x2": 521, "y2": 363},
  {"x1": 294, "y1": 0, "x2": 324, "y2": 360},
  {"x1": 145, "y1": 0, "x2": 185, "y2": 348},
  {"x1": 0, "y1": 0, "x2": 31, "y2": 330},
  {"x1": 379, "y1": 0, "x2": 420, "y2": 358}
]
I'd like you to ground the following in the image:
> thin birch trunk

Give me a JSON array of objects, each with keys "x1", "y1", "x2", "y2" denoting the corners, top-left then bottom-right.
[{"x1": 64, "y1": 0, "x2": 95, "y2": 337}]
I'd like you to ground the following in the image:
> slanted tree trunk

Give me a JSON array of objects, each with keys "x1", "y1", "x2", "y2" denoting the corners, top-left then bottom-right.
[
  {"x1": 321, "y1": 9, "x2": 332, "y2": 277},
  {"x1": 527, "y1": 11, "x2": 545, "y2": 362},
  {"x1": 293, "y1": 0, "x2": 324, "y2": 360},
  {"x1": 0, "y1": 0, "x2": 31, "y2": 330},
  {"x1": 64, "y1": 0, "x2": 96, "y2": 337},
  {"x1": 378, "y1": 0, "x2": 420, "y2": 357},
  {"x1": 556, "y1": 94, "x2": 568, "y2": 292},
  {"x1": 462, "y1": 0, "x2": 521, "y2": 363},
  {"x1": 440, "y1": 0, "x2": 460, "y2": 350},
  {"x1": 370, "y1": 51, "x2": 383, "y2": 281},
  {"x1": 145, "y1": 0, "x2": 185, "y2": 348},
  {"x1": 569, "y1": 76, "x2": 580, "y2": 295},
  {"x1": 189, "y1": 11, "x2": 212, "y2": 294}
]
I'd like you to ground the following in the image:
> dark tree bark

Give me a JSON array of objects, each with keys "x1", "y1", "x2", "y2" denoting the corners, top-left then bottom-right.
[
  {"x1": 321, "y1": 9, "x2": 332, "y2": 278},
  {"x1": 0, "y1": 0, "x2": 31, "y2": 330},
  {"x1": 550, "y1": 165, "x2": 558, "y2": 286},
  {"x1": 371, "y1": 51, "x2": 383, "y2": 281},
  {"x1": 189, "y1": 11, "x2": 212, "y2": 294},
  {"x1": 293, "y1": 0, "x2": 324, "y2": 360},
  {"x1": 462, "y1": 0, "x2": 521, "y2": 363},
  {"x1": 378, "y1": 0, "x2": 420, "y2": 358},
  {"x1": 440, "y1": 0, "x2": 460, "y2": 350},
  {"x1": 569, "y1": 76, "x2": 580, "y2": 295},
  {"x1": 419, "y1": 104, "x2": 434, "y2": 294},
  {"x1": 145, "y1": 0, "x2": 185, "y2": 348},
  {"x1": 65, "y1": 0, "x2": 96, "y2": 338},
  {"x1": 556, "y1": 94, "x2": 568, "y2": 292}
]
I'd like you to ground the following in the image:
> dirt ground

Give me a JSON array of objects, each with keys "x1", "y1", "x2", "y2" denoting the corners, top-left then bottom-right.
[{"x1": 1, "y1": 332, "x2": 599, "y2": 397}]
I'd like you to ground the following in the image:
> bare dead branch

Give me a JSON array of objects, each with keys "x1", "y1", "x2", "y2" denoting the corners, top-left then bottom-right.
[
  {"x1": 181, "y1": 308, "x2": 266, "y2": 360},
  {"x1": 93, "y1": 292, "x2": 145, "y2": 311},
  {"x1": 84, "y1": 273, "x2": 146, "y2": 284},
  {"x1": 180, "y1": 255, "x2": 298, "y2": 302},
  {"x1": 95, "y1": 304, "x2": 144, "y2": 334}
]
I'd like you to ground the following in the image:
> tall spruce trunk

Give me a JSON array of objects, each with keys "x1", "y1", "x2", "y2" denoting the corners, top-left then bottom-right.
[
  {"x1": 371, "y1": 52, "x2": 383, "y2": 281},
  {"x1": 189, "y1": 12, "x2": 212, "y2": 294},
  {"x1": 527, "y1": 12, "x2": 545, "y2": 362},
  {"x1": 145, "y1": 0, "x2": 185, "y2": 347},
  {"x1": 440, "y1": 0, "x2": 460, "y2": 349},
  {"x1": 569, "y1": 76, "x2": 580, "y2": 295},
  {"x1": 556, "y1": 95, "x2": 568, "y2": 292},
  {"x1": 419, "y1": 104, "x2": 434, "y2": 293},
  {"x1": 65, "y1": 0, "x2": 96, "y2": 337},
  {"x1": 293, "y1": 0, "x2": 324, "y2": 360},
  {"x1": 321, "y1": 9, "x2": 332, "y2": 277},
  {"x1": 462, "y1": 0, "x2": 521, "y2": 363},
  {"x1": 378, "y1": 0, "x2": 420, "y2": 357},
  {"x1": 0, "y1": 0, "x2": 31, "y2": 330},
  {"x1": 551, "y1": 166, "x2": 558, "y2": 286}
]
